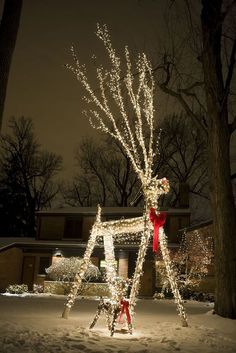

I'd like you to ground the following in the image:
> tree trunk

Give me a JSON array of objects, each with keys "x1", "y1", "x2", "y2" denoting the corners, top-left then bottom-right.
[
  {"x1": 210, "y1": 113, "x2": 236, "y2": 318},
  {"x1": 0, "y1": 0, "x2": 23, "y2": 130},
  {"x1": 201, "y1": 0, "x2": 236, "y2": 318}
]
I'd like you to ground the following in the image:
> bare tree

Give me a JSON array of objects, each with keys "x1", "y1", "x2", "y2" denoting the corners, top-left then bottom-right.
[
  {"x1": 157, "y1": 113, "x2": 208, "y2": 206},
  {"x1": 64, "y1": 113, "x2": 207, "y2": 209},
  {"x1": 0, "y1": 116, "x2": 62, "y2": 235},
  {"x1": 0, "y1": 0, "x2": 23, "y2": 129},
  {"x1": 63, "y1": 176, "x2": 95, "y2": 207},
  {"x1": 154, "y1": 1, "x2": 236, "y2": 318},
  {"x1": 63, "y1": 136, "x2": 140, "y2": 207},
  {"x1": 201, "y1": 0, "x2": 236, "y2": 318}
]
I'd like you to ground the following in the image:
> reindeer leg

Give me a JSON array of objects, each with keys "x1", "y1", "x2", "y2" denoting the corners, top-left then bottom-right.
[{"x1": 89, "y1": 299, "x2": 104, "y2": 329}]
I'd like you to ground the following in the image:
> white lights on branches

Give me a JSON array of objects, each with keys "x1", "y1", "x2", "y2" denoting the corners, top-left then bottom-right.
[
  {"x1": 66, "y1": 24, "x2": 156, "y2": 188},
  {"x1": 62, "y1": 24, "x2": 188, "y2": 330}
]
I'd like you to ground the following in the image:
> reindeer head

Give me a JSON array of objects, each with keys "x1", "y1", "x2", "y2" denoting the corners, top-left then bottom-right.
[{"x1": 143, "y1": 177, "x2": 170, "y2": 208}]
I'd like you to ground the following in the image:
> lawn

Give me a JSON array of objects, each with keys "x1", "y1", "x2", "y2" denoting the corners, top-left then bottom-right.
[{"x1": 0, "y1": 294, "x2": 235, "y2": 353}]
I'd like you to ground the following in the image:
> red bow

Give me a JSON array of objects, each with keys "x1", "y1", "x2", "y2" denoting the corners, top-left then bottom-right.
[
  {"x1": 118, "y1": 299, "x2": 131, "y2": 325},
  {"x1": 149, "y1": 208, "x2": 167, "y2": 253}
]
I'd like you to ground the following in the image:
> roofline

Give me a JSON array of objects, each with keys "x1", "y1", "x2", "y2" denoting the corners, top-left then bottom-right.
[
  {"x1": 36, "y1": 207, "x2": 190, "y2": 217},
  {"x1": 179, "y1": 220, "x2": 213, "y2": 233},
  {"x1": 0, "y1": 240, "x2": 180, "y2": 253}
]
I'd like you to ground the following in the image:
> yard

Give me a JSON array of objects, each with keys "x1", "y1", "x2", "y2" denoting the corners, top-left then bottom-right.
[{"x1": 0, "y1": 294, "x2": 235, "y2": 353}]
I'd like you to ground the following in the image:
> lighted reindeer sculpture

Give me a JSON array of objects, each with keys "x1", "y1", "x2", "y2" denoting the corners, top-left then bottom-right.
[{"x1": 62, "y1": 24, "x2": 188, "y2": 332}]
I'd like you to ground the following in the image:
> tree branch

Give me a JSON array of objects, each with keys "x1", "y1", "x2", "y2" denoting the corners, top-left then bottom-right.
[
  {"x1": 159, "y1": 81, "x2": 208, "y2": 134},
  {"x1": 156, "y1": 60, "x2": 208, "y2": 134}
]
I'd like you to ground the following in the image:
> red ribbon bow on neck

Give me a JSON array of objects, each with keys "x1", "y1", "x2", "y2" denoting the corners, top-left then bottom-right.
[{"x1": 149, "y1": 208, "x2": 167, "y2": 253}]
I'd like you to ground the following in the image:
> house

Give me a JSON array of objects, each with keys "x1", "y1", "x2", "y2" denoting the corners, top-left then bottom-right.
[{"x1": 0, "y1": 206, "x2": 190, "y2": 296}]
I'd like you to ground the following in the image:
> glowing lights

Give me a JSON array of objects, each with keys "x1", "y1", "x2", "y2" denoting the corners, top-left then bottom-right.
[
  {"x1": 159, "y1": 227, "x2": 188, "y2": 327},
  {"x1": 62, "y1": 207, "x2": 101, "y2": 318},
  {"x1": 63, "y1": 24, "x2": 188, "y2": 330},
  {"x1": 158, "y1": 229, "x2": 213, "y2": 293},
  {"x1": 67, "y1": 23, "x2": 156, "y2": 188},
  {"x1": 62, "y1": 204, "x2": 188, "y2": 327}
]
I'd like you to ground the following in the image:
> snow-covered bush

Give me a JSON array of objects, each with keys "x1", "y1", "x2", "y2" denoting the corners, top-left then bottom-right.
[
  {"x1": 190, "y1": 291, "x2": 214, "y2": 302},
  {"x1": 45, "y1": 257, "x2": 100, "y2": 282},
  {"x1": 33, "y1": 284, "x2": 44, "y2": 294},
  {"x1": 6, "y1": 284, "x2": 28, "y2": 294}
]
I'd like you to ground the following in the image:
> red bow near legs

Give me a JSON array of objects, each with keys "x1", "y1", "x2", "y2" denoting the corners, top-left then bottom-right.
[{"x1": 118, "y1": 299, "x2": 131, "y2": 325}]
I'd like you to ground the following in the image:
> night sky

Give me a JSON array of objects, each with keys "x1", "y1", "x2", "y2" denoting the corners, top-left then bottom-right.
[
  {"x1": 1, "y1": 0, "x2": 176, "y2": 178},
  {"x1": 1, "y1": 0, "x2": 236, "y2": 178}
]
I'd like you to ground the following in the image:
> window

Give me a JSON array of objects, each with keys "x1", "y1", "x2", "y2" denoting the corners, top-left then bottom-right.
[
  {"x1": 38, "y1": 257, "x2": 51, "y2": 275},
  {"x1": 63, "y1": 217, "x2": 83, "y2": 239}
]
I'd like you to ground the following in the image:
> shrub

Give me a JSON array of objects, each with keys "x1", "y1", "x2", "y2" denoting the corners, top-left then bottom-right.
[
  {"x1": 6, "y1": 284, "x2": 28, "y2": 294},
  {"x1": 33, "y1": 284, "x2": 44, "y2": 293},
  {"x1": 45, "y1": 257, "x2": 100, "y2": 282}
]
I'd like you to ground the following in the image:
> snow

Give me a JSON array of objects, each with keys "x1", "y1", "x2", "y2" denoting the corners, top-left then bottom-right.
[{"x1": 0, "y1": 294, "x2": 236, "y2": 353}]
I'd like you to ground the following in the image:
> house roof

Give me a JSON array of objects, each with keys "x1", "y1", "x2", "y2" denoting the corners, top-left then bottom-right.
[
  {"x1": 0, "y1": 237, "x2": 37, "y2": 251},
  {"x1": 179, "y1": 219, "x2": 213, "y2": 233},
  {"x1": 0, "y1": 237, "x2": 89, "y2": 253},
  {"x1": 0, "y1": 236, "x2": 179, "y2": 253},
  {"x1": 36, "y1": 206, "x2": 190, "y2": 216}
]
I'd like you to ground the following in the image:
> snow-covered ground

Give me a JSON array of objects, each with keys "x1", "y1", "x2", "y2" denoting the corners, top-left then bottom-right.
[{"x1": 0, "y1": 294, "x2": 235, "y2": 353}]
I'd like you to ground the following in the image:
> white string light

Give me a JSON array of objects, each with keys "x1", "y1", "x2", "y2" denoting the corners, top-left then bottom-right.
[
  {"x1": 62, "y1": 24, "x2": 188, "y2": 329},
  {"x1": 62, "y1": 207, "x2": 102, "y2": 318},
  {"x1": 159, "y1": 228, "x2": 188, "y2": 327}
]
